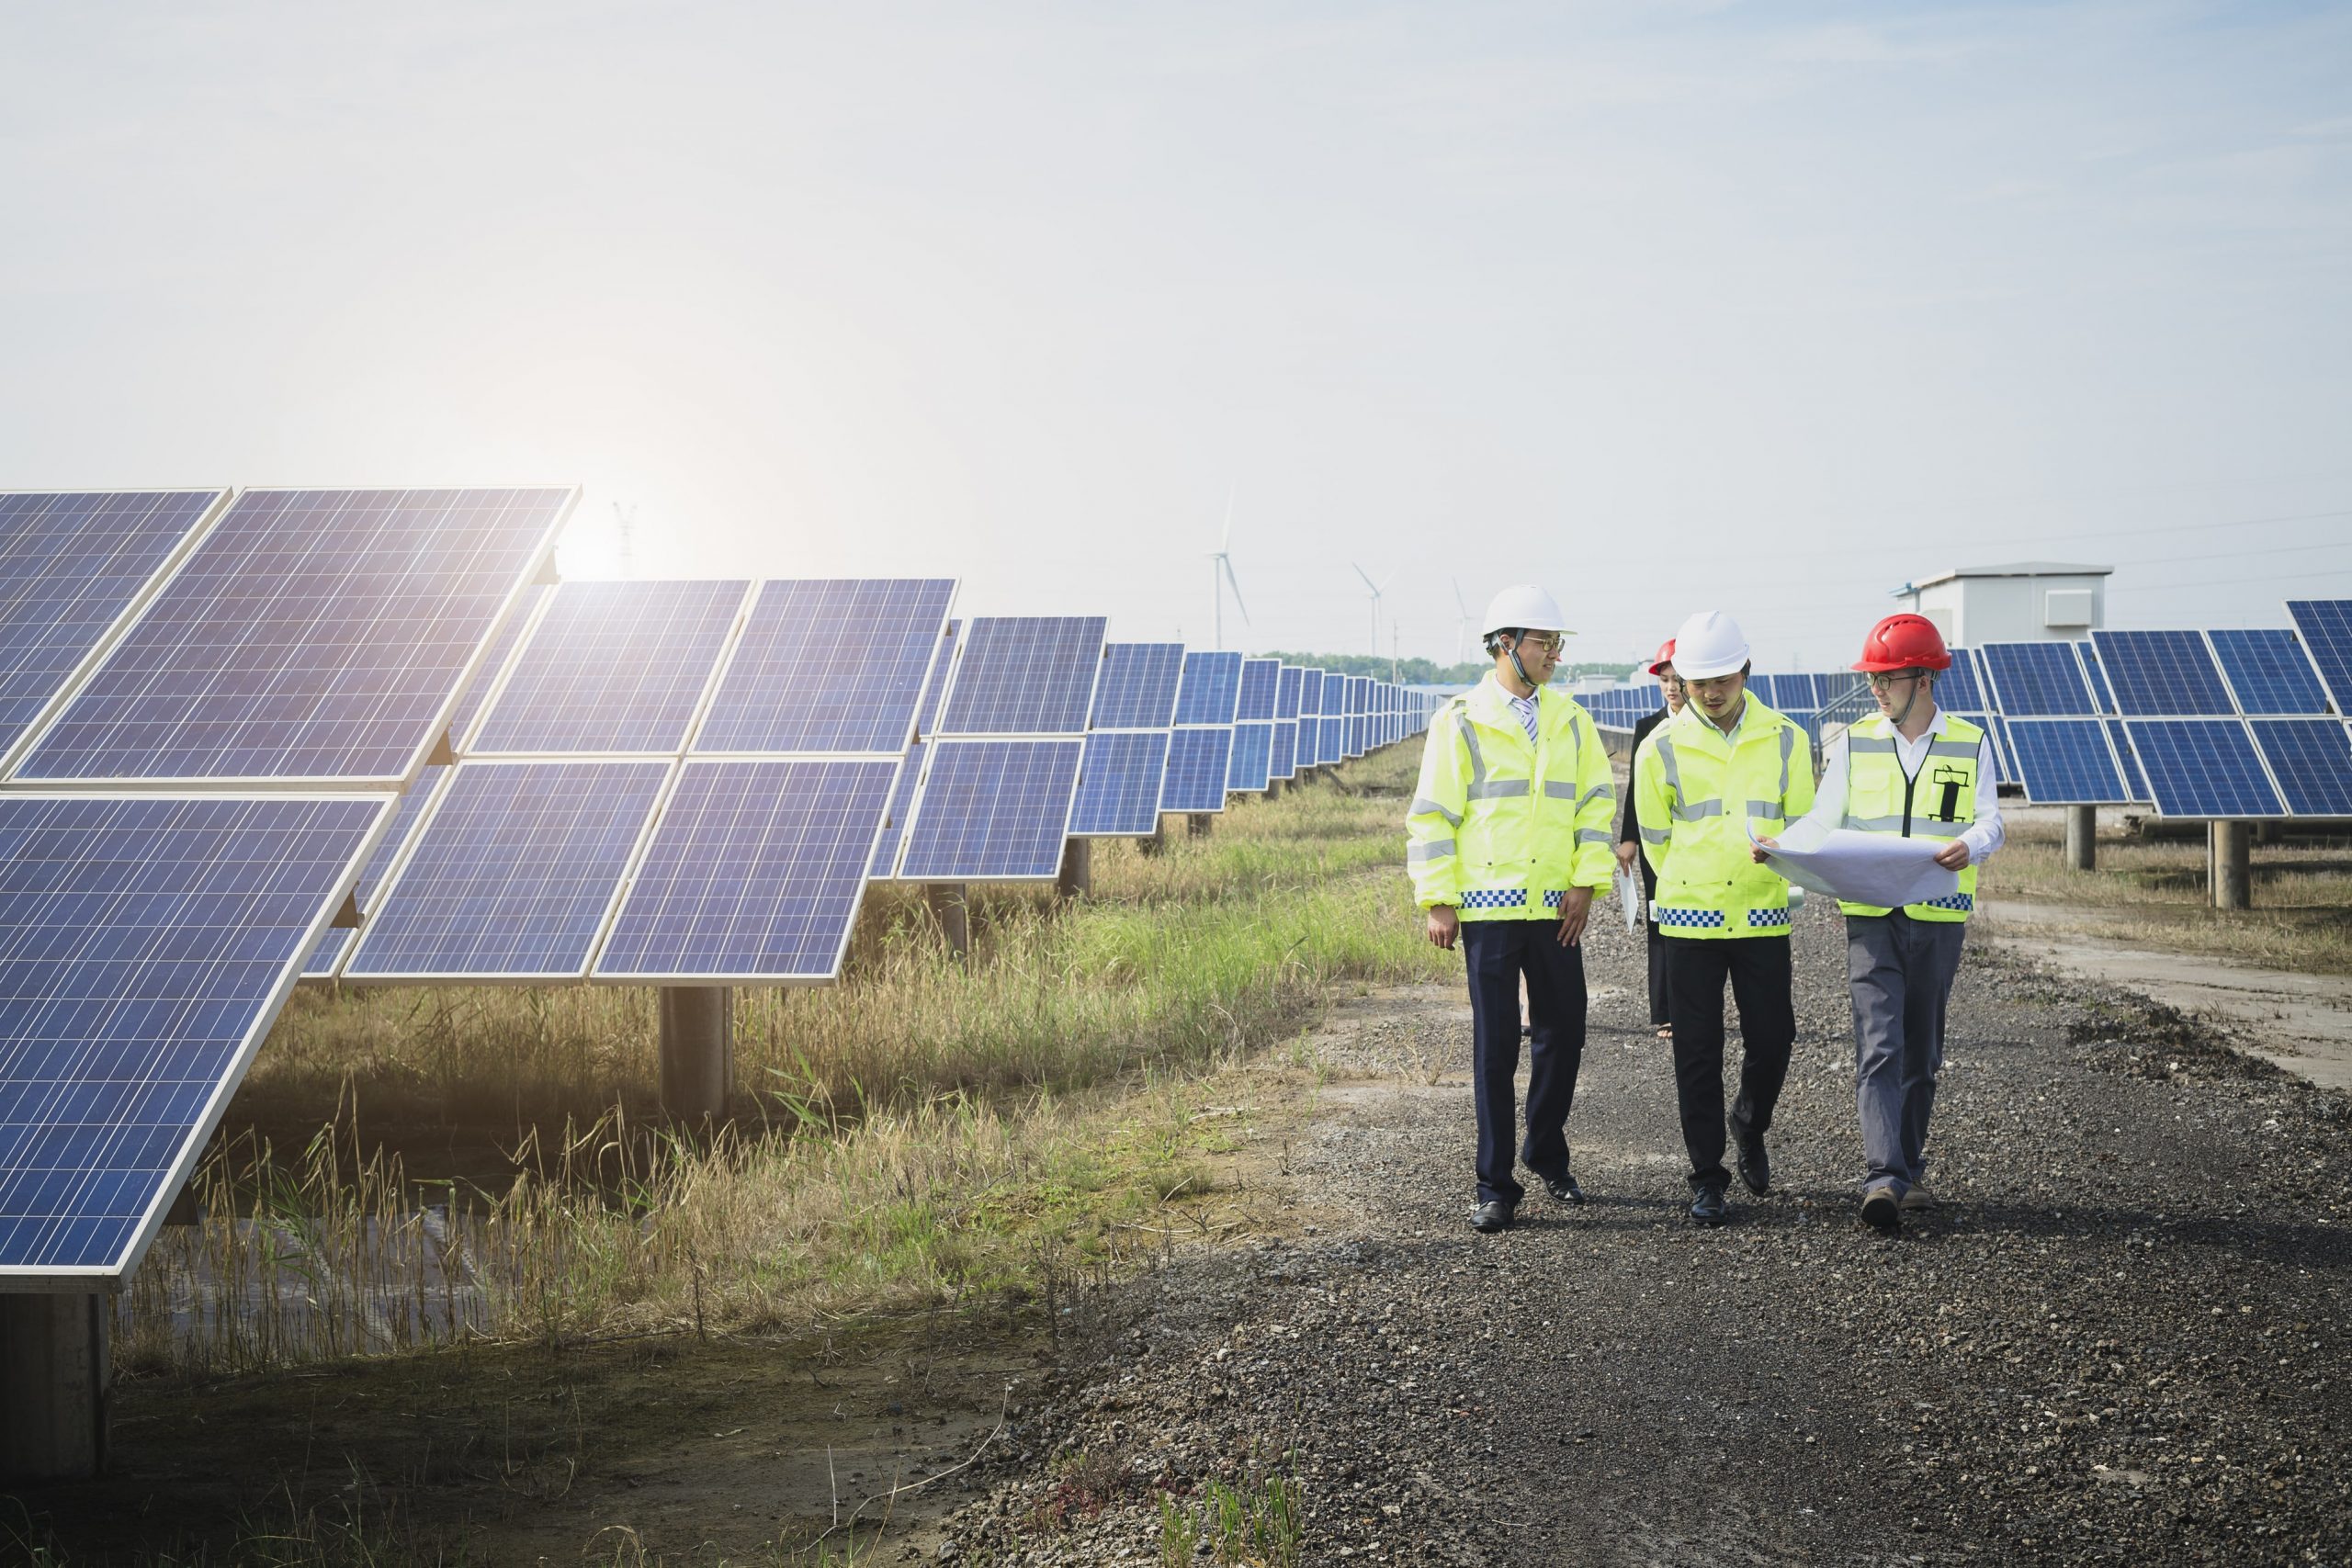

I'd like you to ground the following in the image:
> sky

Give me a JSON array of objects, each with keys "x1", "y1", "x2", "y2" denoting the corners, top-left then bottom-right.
[{"x1": 4, "y1": 2, "x2": 2348, "y2": 671}]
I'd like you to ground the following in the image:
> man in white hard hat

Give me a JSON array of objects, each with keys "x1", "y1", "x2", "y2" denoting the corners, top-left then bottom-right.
[
  {"x1": 1406, "y1": 585, "x2": 1618, "y2": 1234},
  {"x1": 1633, "y1": 610, "x2": 1814, "y2": 1225}
]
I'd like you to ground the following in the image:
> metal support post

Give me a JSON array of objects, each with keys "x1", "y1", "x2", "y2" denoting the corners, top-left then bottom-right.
[
  {"x1": 2212, "y1": 821, "x2": 2252, "y2": 910},
  {"x1": 1138, "y1": 819, "x2": 1166, "y2": 857},
  {"x1": 0, "y1": 1291, "x2": 108, "y2": 1482},
  {"x1": 658, "y1": 986, "x2": 733, "y2": 1122},
  {"x1": 1187, "y1": 813, "x2": 1213, "y2": 839},
  {"x1": 2064, "y1": 805, "x2": 2097, "y2": 872},
  {"x1": 927, "y1": 882, "x2": 970, "y2": 960},
  {"x1": 1056, "y1": 838, "x2": 1091, "y2": 900}
]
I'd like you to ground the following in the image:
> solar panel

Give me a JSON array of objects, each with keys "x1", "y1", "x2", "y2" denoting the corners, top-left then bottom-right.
[
  {"x1": 1275, "y1": 666, "x2": 1304, "y2": 721},
  {"x1": 1070, "y1": 731, "x2": 1172, "y2": 837},
  {"x1": 2076, "y1": 642, "x2": 2117, "y2": 714},
  {"x1": 0, "y1": 795, "x2": 387, "y2": 1280},
  {"x1": 2209, "y1": 628, "x2": 2329, "y2": 716},
  {"x1": 2089, "y1": 629, "x2": 2235, "y2": 718},
  {"x1": 1161, "y1": 728, "x2": 1234, "y2": 813},
  {"x1": 932, "y1": 616, "x2": 1104, "y2": 738},
  {"x1": 1236, "y1": 660, "x2": 1280, "y2": 722},
  {"x1": 1091, "y1": 642, "x2": 1184, "y2": 730},
  {"x1": 1297, "y1": 669, "x2": 1324, "y2": 720},
  {"x1": 345, "y1": 760, "x2": 668, "y2": 979},
  {"x1": 1977, "y1": 715, "x2": 2016, "y2": 785},
  {"x1": 1317, "y1": 715, "x2": 1346, "y2": 767},
  {"x1": 1174, "y1": 652, "x2": 1243, "y2": 728},
  {"x1": 897, "y1": 739, "x2": 1083, "y2": 880},
  {"x1": 473, "y1": 580, "x2": 747, "y2": 755},
  {"x1": 1979, "y1": 641, "x2": 2098, "y2": 716},
  {"x1": 1935, "y1": 649, "x2": 1985, "y2": 714},
  {"x1": 695, "y1": 580, "x2": 956, "y2": 754},
  {"x1": 0, "y1": 490, "x2": 227, "y2": 772},
  {"x1": 2004, "y1": 718, "x2": 2132, "y2": 805},
  {"x1": 2248, "y1": 719, "x2": 2352, "y2": 817},
  {"x1": 2122, "y1": 719, "x2": 2283, "y2": 818},
  {"x1": 869, "y1": 622, "x2": 958, "y2": 878},
  {"x1": 2106, "y1": 719, "x2": 2150, "y2": 802},
  {"x1": 303, "y1": 764, "x2": 452, "y2": 976},
  {"x1": 1228, "y1": 722, "x2": 1273, "y2": 792},
  {"x1": 447, "y1": 584, "x2": 547, "y2": 749},
  {"x1": 1268, "y1": 721, "x2": 1298, "y2": 781},
  {"x1": 2285, "y1": 601, "x2": 2352, "y2": 716},
  {"x1": 594, "y1": 759, "x2": 897, "y2": 981},
  {"x1": 16, "y1": 488, "x2": 570, "y2": 785}
]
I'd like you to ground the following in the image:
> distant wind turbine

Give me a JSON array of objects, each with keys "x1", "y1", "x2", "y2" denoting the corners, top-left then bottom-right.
[
  {"x1": 1352, "y1": 561, "x2": 1397, "y2": 656},
  {"x1": 1209, "y1": 491, "x2": 1250, "y2": 650}
]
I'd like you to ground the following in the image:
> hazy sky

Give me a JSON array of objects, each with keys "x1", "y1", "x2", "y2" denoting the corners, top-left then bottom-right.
[{"x1": 5, "y1": 2, "x2": 2347, "y2": 669}]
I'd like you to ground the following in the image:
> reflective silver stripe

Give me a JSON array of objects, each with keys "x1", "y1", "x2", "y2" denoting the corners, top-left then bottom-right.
[
  {"x1": 1841, "y1": 813, "x2": 1906, "y2": 832},
  {"x1": 1778, "y1": 726, "x2": 1795, "y2": 799},
  {"x1": 1928, "y1": 739, "x2": 1978, "y2": 760},
  {"x1": 1467, "y1": 778, "x2": 1530, "y2": 800},
  {"x1": 1671, "y1": 798, "x2": 1724, "y2": 821},
  {"x1": 1578, "y1": 784, "x2": 1611, "y2": 811},
  {"x1": 1654, "y1": 735, "x2": 1683, "y2": 799},
  {"x1": 1576, "y1": 829, "x2": 1612, "y2": 845},
  {"x1": 1848, "y1": 736, "x2": 1897, "y2": 755},
  {"x1": 1543, "y1": 780, "x2": 1578, "y2": 799},
  {"x1": 1744, "y1": 800, "x2": 1781, "y2": 818},
  {"x1": 1460, "y1": 719, "x2": 1488, "y2": 792},
  {"x1": 1407, "y1": 839, "x2": 1455, "y2": 863},
  {"x1": 1639, "y1": 825, "x2": 1670, "y2": 846},
  {"x1": 1410, "y1": 796, "x2": 1463, "y2": 827}
]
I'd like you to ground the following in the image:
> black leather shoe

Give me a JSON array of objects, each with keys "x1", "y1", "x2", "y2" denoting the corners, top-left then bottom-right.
[
  {"x1": 1860, "y1": 1185, "x2": 1901, "y2": 1235},
  {"x1": 1471, "y1": 1201, "x2": 1514, "y2": 1234},
  {"x1": 1539, "y1": 1170, "x2": 1586, "y2": 1205},
  {"x1": 1729, "y1": 1117, "x2": 1770, "y2": 1196},
  {"x1": 1689, "y1": 1186, "x2": 1730, "y2": 1226}
]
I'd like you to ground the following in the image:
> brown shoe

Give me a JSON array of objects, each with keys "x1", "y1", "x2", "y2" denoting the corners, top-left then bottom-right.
[
  {"x1": 1860, "y1": 1185, "x2": 1901, "y2": 1234},
  {"x1": 1898, "y1": 1184, "x2": 1936, "y2": 1212}
]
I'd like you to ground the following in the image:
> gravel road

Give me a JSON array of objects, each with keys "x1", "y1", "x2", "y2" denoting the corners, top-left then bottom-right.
[{"x1": 928, "y1": 902, "x2": 2351, "y2": 1566}]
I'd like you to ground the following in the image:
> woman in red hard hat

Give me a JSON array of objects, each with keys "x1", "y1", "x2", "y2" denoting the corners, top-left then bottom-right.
[
  {"x1": 1615, "y1": 638, "x2": 1684, "y2": 1038},
  {"x1": 1771, "y1": 612, "x2": 2003, "y2": 1234}
]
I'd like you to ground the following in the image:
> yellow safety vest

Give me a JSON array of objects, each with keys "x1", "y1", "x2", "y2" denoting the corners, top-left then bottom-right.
[
  {"x1": 1633, "y1": 698, "x2": 1815, "y2": 940},
  {"x1": 1836, "y1": 712, "x2": 1982, "y2": 921},
  {"x1": 1405, "y1": 675, "x2": 1618, "y2": 921}
]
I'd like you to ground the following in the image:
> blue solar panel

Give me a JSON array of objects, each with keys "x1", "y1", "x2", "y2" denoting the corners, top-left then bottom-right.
[
  {"x1": 1972, "y1": 715, "x2": 2014, "y2": 785},
  {"x1": 2209, "y1": 628, "x2": 2329, "y2": 716},
  {"x1": 1236, "y1": 660, "x2": 1280, "y2": 722},
  {"x1": 2004, "y1": 718, "x2": 2131, "y2": 805},
  {"x1": 304, "y1": 764, "x2": 451, "y2": 976},
  {"x1": 1174, "y1": 653, "x2": 1242, "y2": 727},
  {"x1": 17, "y1": 488, "x2": 570, "y2": 784},
  {"x1": 1980, "y1": 642, "x2": 2098, "y2": 716},
  {"x1": 2248, "y1": 719, "x2": 2352, "y2": 817},
  {"x1": 1071, "y1": 731, "x2": 1172, "y2": 837},
  {"x1": 2076, "y1": 643, "x2": 2116, "y2": 714},
  {"x1": 1091, "y1": 643, "x2": 1184, "y2": 730},
  {"x1": 1268, "y1": 721, "x2": 1298, "y2": 780},
  {"x1": 869, "y1": 622, "x2": 958, "y2": 879},
  {"x1": 1297, "y1": 669, "x2": 1324, "y2": 718},
  {"x1": 696, "y1": 580, "x2": 956, "y2": 754},
  {"x1": 474, "y1": 581, "x2": 747, "y2": 755},
  {"x1": 595, "y1": 759, "x2": 896, "y2": 980},
  {"x1": 447, "y1": 584, "x2": 546, "y2": 749},
  {"x1": 899, "y1": 739, "x2": 1082, "y2": 879},
  {"x1": 1317, "y1": 715, "x2": 1346, "y2": 767},
  {"x1": 2285, "y1": 601, "x2": 2352, "y2": 716},
  {"x1": 934, "y1": 617, "x2": 1104, "y2": 737},
  {"x1": 1161, "y1": 728, "x2": 1234, "y2": 813},
  {"x1": 1935, "y1": 650, "x2": 1985, "y2": 714},
  {"x1": 1275, "y1": 666, "x2": 1304, "y2": 721},
  {"x1": 1228, "y1": 722, "x2": 1273, "y2": 792},
  {"x1": 2123, "y1": 719, "x2": 2282, "y2": 818},
  {"x1": 346, "y1": 760, "x2": 668, "y2": 978},
  {"x1": 0, "y1": 795, "x2": 385, "y2": 1279},
  {"x1": 2106, "y1": 719, "x2": 2149, "y2": 802},
  {"x1": 2090, "y1": 630, "x2": 2235, "y2": 717},
  {"x1": 0, "y1": 490, "x2": 224, "y2": 767}
]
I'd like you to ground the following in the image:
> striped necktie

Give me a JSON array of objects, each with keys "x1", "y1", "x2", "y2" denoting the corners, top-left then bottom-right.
[{"x1": 1511, "y1": 694, "x2": 1540, "y2": 746}]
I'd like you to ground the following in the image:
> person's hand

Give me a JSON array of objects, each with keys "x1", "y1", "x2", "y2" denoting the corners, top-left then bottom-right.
[
  {"x1": 1555, "y1": 886, "x2": 1594, "y2": 947},
  {"x1": 1614, "y1": 841, "x2": 1637, "y2": 874},
  {"x1": 1426, "y1": 905, "x2": 1459, "y2": 950},
  {"x1": 1933, "y1": 840, "x2": 1972, "y2": 870},
  {"x1": 1750, "y1": 835, "x2": 1778, "y2": 863}
]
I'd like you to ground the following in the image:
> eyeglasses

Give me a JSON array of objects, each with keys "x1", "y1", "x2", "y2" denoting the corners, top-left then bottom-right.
[
  {"x1": 1513, "y1": 634, "x2": 1566, "y2": 653},
  {"x1": 1866, "y1": 671, "x2": 1928, "y2": 692}
]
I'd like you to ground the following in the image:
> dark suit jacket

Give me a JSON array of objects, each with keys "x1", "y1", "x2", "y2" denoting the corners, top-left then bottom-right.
[{"x1": 1620, "y1": 705, "x2": 1668, "y2": 901}]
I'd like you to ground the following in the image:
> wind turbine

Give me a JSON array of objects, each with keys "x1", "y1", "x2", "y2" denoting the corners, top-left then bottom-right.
[
  {"x1": 1453, "y1": 578, "x2": 1471, "y2": 665},
  {"x1": 1351, "y1": 561, "x2": 1396, "y2": 656},
  {"x1": 1208, "y1": 491, "x2": 1249, "y2": 650}
]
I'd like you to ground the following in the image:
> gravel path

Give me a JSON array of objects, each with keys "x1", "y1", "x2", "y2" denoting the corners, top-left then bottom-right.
[{"x1": 929, "y1": 903, "x2": 2352, "y2": 1566}]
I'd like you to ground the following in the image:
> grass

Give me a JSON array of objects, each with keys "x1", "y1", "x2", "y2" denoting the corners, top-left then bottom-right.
[
  {"x1": 1980, "y1": 807, "x2": 2352, "y2": 974},
  {"x1": 117, "y1": 750, "x2": 1452, "y2": 1379}
]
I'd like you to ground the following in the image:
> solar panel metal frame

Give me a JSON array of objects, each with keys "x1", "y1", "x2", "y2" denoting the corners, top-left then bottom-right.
[
  {"x1": 868, "y1": 620, "x2": 959, "y2": 881},
  {"x1": 0, "y1": 489, "x2": 234, "y2": 780},
  {"x1": 0, "y1": 791, "x2": 395, "y2": 1289},
  {"x1": 447, "y1": 583, "x2": 553, "y2": 752},
  {"x1": 11, "y1": 486, "x2": 575, "y2": 791},
  {"x1": 2284, "y1": 600, "x2": 2352, "y2": 716},
  {"x1": 2104, "y1": 718, "x2": 2151, "y2": 804},
  {"x1": 2002, "y1": 717, "x2": 2133, "y2": 806}
]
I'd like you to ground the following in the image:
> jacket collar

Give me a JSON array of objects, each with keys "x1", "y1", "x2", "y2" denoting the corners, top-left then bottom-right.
[
  {"x1": 1666, "y1": 694, "x2": 1790, "y2": 751},
  {"x1": 1465, "y1": 671, "x2": 1560, "y2": 728}
]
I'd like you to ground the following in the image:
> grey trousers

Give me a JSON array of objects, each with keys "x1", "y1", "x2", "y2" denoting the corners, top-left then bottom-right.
[{"x1": 1846, "y1": 912, "x2": 1967, "y2": 1195}]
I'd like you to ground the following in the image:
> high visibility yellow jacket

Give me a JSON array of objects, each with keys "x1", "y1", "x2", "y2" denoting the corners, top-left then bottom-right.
[
  {"x1": 1634, "y1": 697, "x2": 1815, "y2": 939},
  {"x1": 1405, "y1": 674, "x2": 1616, "y2": 919},
  {"x1": 1836, "y1": 712, "x2": 1982, "y2": 921}
]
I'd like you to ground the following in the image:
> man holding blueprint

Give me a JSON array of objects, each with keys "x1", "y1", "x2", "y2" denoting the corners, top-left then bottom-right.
[{"x1": 1754, "y1": 613, "x2": 2003, "y2": 1234}]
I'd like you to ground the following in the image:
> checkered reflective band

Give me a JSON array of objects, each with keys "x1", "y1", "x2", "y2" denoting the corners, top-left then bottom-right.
[
  {"x1": 1747, "y1": 908, "x2": 1792, "y2": 929},
  {"x1": 1656, "y1": 907, "x2": 1726, "y2": 929},
  {"x1": 1541, "y1": 889, "x2": 1566, "y2": 910},
  {"x1": 1920, "y1": 891, "x2": 1974, "y2": 913},
  {"x1": 1459, "y1": 889, "x2": 1528, "y2": 910}
]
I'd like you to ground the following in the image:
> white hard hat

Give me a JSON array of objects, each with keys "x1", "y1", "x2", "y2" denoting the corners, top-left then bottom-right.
[
  {"x1": 1480, "y1": 584, "x2": 1571, "y2": 637},
  {"x1": 1669, "y1": 610, "x2": 1750, "y2": 681}
]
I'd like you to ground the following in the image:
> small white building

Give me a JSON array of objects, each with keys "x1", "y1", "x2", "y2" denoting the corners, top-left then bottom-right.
[{"x1": 1893, "y1": 561, "x2": 2112, "y2": 647}]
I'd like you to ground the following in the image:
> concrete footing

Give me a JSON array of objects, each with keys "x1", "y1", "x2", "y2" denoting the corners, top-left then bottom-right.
[
  {"x1": 658, "y1": 986, "x2": 733, "y2": 1121},
  {"x1": 0, "y1": 1291, "x2": 108, "y2": 1482},
  {"x1": 927, "y1": 882, "x2": 970, "y2": 959},
  {"x1": 1186, "y1": 813, "x2": 1213, "y2": 839},
  {"x1": 1056, "y1": 839, "x2": 1091, "y2": 900},
  {"x1": 2064, "y1": 805, "x2": 2097, "y2": 872},
  {"x1": 2210, "y1": 820, "x2": 2252, "y2": 909}
]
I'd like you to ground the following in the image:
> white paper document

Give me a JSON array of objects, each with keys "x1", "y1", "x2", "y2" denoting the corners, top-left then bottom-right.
[
  {"x1": 1748, "y1": 818, "x2": 1958, "y2": 910},
  {"x1": 1613, "y1": 864, "x2": 1641, "y2": 935}
]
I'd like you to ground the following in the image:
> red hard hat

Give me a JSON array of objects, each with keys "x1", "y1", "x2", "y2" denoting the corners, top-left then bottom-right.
[
  {"x1": 1852, "y1": 613, "x2": 1952, "y2": 672},
  {"x1": 1646, "y1": 638, "x2": 1676, "y2": 676}
]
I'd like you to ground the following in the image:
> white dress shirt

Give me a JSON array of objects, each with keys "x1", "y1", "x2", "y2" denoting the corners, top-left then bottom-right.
[{"x1": 1794, "y1": 706, "x2": 2005, "y2": 863}]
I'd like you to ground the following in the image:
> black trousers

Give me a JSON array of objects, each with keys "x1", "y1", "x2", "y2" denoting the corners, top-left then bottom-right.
[
  {"x1": 1462, "y1": 919, "x2": 1587, "y2": 1207},
  {"x1": 1645, "y1": 919, "x2": 1669, "y2": 1026},
  {"x1": 1666, "y1": 934, "x2": 1795, "y2": 1192}
]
